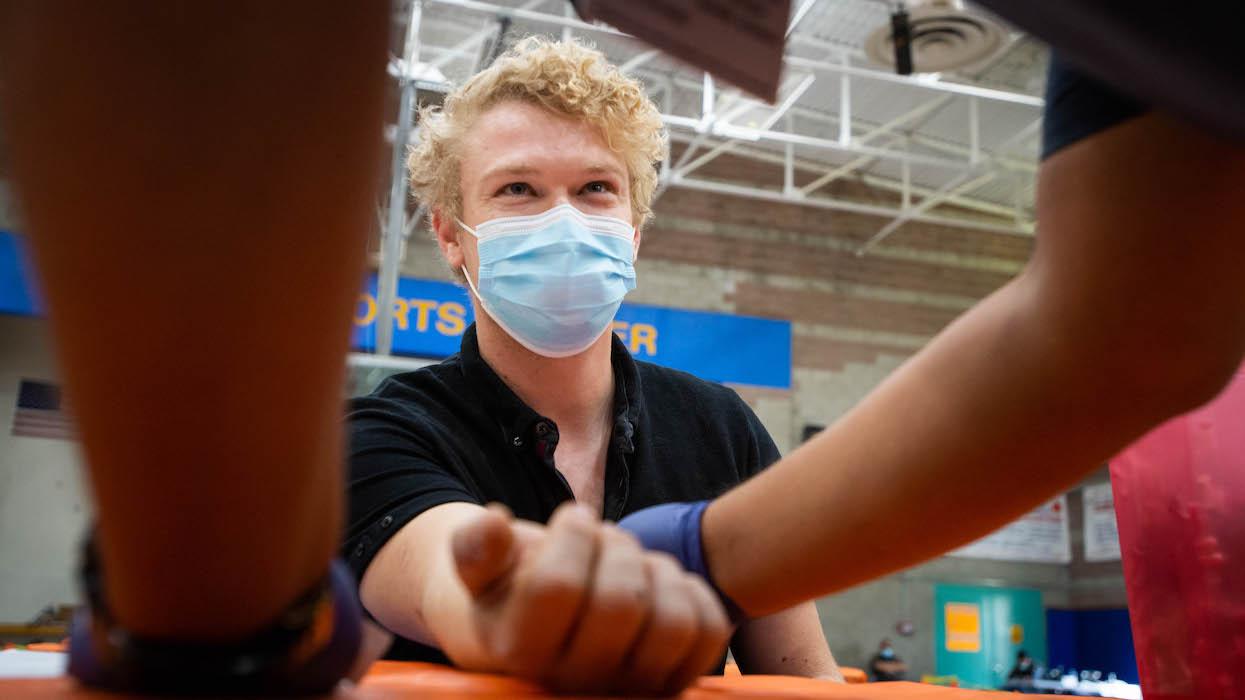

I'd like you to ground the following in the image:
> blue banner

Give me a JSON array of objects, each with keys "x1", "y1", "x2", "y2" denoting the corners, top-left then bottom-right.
[
  {"x1": 353, "y1": 275, "x2": 791, "y2": 389},
  {"x1": 0, "y1": 239, "x2": 792, "y2": 388},
  {"x1": 0, "y1": 231, "x2": 41, "y2": 316}
]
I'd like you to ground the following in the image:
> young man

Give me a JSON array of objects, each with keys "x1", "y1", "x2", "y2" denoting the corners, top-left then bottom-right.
[{"x1": 343, "y1": 37, "x2": 840, "y2": 695}]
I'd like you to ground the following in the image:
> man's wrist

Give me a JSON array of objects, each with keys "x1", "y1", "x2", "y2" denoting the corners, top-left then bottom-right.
[{"x1": 422, "y1": 545, "x2": 494, "y2": 671}]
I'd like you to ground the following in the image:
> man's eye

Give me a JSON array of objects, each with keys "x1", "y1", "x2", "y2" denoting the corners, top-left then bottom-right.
[
  {"x1": 500, "y1": 183, "x2": 531, "y2": 196},
  {"x1": 583, "y1": 181, "x2": 611, "y2": 194}
]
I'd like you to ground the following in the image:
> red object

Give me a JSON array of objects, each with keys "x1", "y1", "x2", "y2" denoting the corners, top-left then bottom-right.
[{"x1": 1111, "y1": 369, "x2": 1245, "y2": 700}]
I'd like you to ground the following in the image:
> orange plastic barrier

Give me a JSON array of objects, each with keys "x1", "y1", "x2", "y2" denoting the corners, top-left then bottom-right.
[
  {"x1": 723, "y1": 664, "x2": 862, "y2": 684},
  {"x1": 0, "y1": 661, "x2": 1060, "y2": 699},
  {"x1": 838, "y1": 667, "x2": 867, "y2": 684},
  {"x1": 23, "y1": 643, "x2": 67, "y2": 653}
]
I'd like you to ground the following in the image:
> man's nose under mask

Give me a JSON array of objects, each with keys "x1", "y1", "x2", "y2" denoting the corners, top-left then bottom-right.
[{"x1": 456, "y1": 204, "x2": 637, "y2": 358}]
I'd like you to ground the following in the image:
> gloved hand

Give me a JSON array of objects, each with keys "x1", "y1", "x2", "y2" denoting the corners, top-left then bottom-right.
[{"x1": 617, "y1": 501, "x2": 744, "y2": 621}]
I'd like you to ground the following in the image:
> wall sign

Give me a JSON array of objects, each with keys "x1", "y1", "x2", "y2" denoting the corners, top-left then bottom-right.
[
  {"x1": 1, "y1": 235, "x2": 793, "y2": 389},
  {"x1": 0, "y1": 231, "x2": 40, "y2": 316},
  {"x1": 944, "y1": 603, "x2": 982, "y2": 653},
  {"x1": 950, "y1": 495, "x2": 1072, "y2": 564},
  {"x1": 352, "y1": 274, "x2": 793, "y2": 389},
  {"x1": 1082, "y1": 482, "x2": 1122, "y2": 562}
]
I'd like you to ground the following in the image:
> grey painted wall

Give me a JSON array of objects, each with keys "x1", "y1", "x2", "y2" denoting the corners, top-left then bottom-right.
[
  {"x1": 0, "y1": 315, "x2": 89, "y2": 622},
  {"x1": 814, "y1": 467, "x2": 1128, "y2": 681},
  {"x1": 1066, "y1": 472, "x2": 1129, "y2": 609},
  {"x1": 815, "y1": 554, "x2": 1073, "y2": 680}
]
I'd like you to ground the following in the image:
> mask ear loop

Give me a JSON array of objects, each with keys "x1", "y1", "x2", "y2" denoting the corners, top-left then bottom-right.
[
  {"x1": 454, "y1": 218, "x2": 486, "y2": 305},
  {"x1": 460, "y1": 265, "x2": 484, "y2": 303}
]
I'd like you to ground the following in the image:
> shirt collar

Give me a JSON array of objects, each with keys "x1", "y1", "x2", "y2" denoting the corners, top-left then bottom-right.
[{"x1": 458, "y1": 324, "x2": 643, "y2": 453}]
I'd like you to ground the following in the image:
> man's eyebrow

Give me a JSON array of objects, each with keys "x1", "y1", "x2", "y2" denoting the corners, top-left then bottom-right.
[
  {"x1": 582, "y1": 164, "x2": 624, "y2": 176},
  {"x1": 479, "y1": 164, "x2": 540, "y2": 181},
  {"x1": 479, "y1": 163, "x2": 625, "y2": 182}
]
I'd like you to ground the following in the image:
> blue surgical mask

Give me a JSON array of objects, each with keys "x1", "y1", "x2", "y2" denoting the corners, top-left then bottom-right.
[
  {"x1": 880, "y1": 648, "x2": 896, "y2": 659},
  {"x1": 457, "y1": 204, "x2": 637, "y2": 358}
]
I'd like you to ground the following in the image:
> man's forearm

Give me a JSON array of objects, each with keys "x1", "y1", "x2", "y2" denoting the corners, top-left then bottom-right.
[
  {"x1": 418, "y1": 545, "x2": 506, "y2": 671},
  {"x1": 360, "y1": 503, "x2": 492, "y2": 664},
  {"x1": 874, "y1": 661, "x2": 907, "y2": 674},
  {"x1": 731, "y1": 602, "x2": 840, "y2": 680}
]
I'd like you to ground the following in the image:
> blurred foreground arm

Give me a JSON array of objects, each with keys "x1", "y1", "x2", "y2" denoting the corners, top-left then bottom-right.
[{"x1": 0, "y1": 0, "x2": 386, "y2": 650}]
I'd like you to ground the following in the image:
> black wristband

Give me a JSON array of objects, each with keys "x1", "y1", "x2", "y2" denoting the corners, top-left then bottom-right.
[{"x1": 68, "y1": 534, "x2": 364, "y2": 696}]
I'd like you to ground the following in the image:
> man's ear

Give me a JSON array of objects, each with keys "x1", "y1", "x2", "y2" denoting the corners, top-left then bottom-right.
[
  {"x1": 632, "y1": 226, "x2": 642, "y2": 260},
  {"x1": 432, "y1": 207, "x2": 465, "y2": 271}
]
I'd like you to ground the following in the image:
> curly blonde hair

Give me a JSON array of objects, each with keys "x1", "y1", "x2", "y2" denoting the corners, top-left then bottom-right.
[{"x1": 408, "y1": 36, "x2": 665, "y2": 228}]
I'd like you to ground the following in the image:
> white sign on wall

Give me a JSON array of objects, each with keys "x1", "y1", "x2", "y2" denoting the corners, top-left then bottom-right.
[
  {"x1": 1082, "y1": 482, "x2": 1122, "y2": 562},
  {"x1": 950, "y1": 495, "x2": 1072, "y2": 563}
]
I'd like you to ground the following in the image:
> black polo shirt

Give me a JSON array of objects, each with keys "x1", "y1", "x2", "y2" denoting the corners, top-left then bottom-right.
[{"x1": 343, "y1": 324, "x2": 780, "y2": 663}]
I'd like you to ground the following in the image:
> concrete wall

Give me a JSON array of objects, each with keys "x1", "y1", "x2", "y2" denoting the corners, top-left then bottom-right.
[
  {"x1": 1066, "y1": 468, "x2": 1129, "y2": 609},
  {"x1": 0, "y1": 185, "x2": 89, "y2": 621},
  {"x1": 816, "y1": 556, "x2": 1072, "y2": 680},
  {"x1": 0, "y1": 315, "x2": 88, "y2": 622},
  {"x1": 0, "y1": 181, "x2": 16, "y2": 230}
]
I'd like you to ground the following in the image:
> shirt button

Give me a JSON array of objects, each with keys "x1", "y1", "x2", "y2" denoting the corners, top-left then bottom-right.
[
  {"x1": 535, "y1": 422, "x2": 551, "y2": 437},
  {"x1": 353, "y1": 544, "x2": 365, "y2": 558},
  {"x1": 380, "y1": 515, "x2": 394, "y2": 529},
  {"x1": 512, "y1": 436, "x2": 524, "y2": 448}
]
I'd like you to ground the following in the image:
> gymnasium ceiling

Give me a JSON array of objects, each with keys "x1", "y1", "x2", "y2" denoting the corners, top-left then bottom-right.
[{"x1": 401, "y1": 0, "x2": 1049, "y2": 241}]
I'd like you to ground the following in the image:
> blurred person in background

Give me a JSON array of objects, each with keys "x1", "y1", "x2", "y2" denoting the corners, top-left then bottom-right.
[{"x1": 868, "y1": 639, "x2": 907, "y2": 682}]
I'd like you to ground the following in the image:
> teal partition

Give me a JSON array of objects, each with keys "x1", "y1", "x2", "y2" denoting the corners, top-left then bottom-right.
[{"x1": 933, "y1": 584, "x2": 1045, "y2": 689}]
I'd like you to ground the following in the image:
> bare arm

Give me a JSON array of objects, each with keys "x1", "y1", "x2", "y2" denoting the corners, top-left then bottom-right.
[
  {"x1": 873, "y1": 660, "x2": 908, "y2": 674},
  {"x1": 360, "y1": 502, "x2": 503, "y2": 666},
  {"x1": 705, "y1": 113, "x2": 1245, "y2": 615},
  {"x1": 732, "y1": 602, "x2": 841, "y2": 680},
  {"x1": 0, "y1": 1, "x2": 386, "y2": 639}
]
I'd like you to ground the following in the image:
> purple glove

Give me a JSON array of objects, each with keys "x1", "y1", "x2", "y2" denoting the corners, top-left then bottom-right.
[{"x1": 617, "y1": 500, "x2": 744, "y2": 621}]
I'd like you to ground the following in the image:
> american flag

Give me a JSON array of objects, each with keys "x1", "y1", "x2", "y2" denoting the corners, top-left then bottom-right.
[{"x1": 11, "y1": 379, "x2": 74, "y2": 440}]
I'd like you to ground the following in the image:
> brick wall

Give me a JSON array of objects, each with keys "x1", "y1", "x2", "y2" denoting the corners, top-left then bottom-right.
[{"x1": 641, "y1": 165, "x2": 1031, "y2": 454}]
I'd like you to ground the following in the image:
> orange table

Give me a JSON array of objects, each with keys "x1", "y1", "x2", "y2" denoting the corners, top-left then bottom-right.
[{"x1": 0, "y1": 660, "x2": 1057, "y2": 699}]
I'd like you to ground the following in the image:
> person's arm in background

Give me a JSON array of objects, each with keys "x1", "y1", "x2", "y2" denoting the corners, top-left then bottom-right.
[
  {"x1": 874, "y1": 660, "x2": 907, "y2": 678},
  {"x1": 0, "y1": 1, "x2": 385, "y2": 641},
  {"x1": 705, "y1": 110, "x2": 1245, "y2": 616},
  {"x1": 726, "y1": 404, "x2": 841, "y2": 680},
  {"x1": 732, "y1": 603, "x2": 842, "y2": 680}
]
